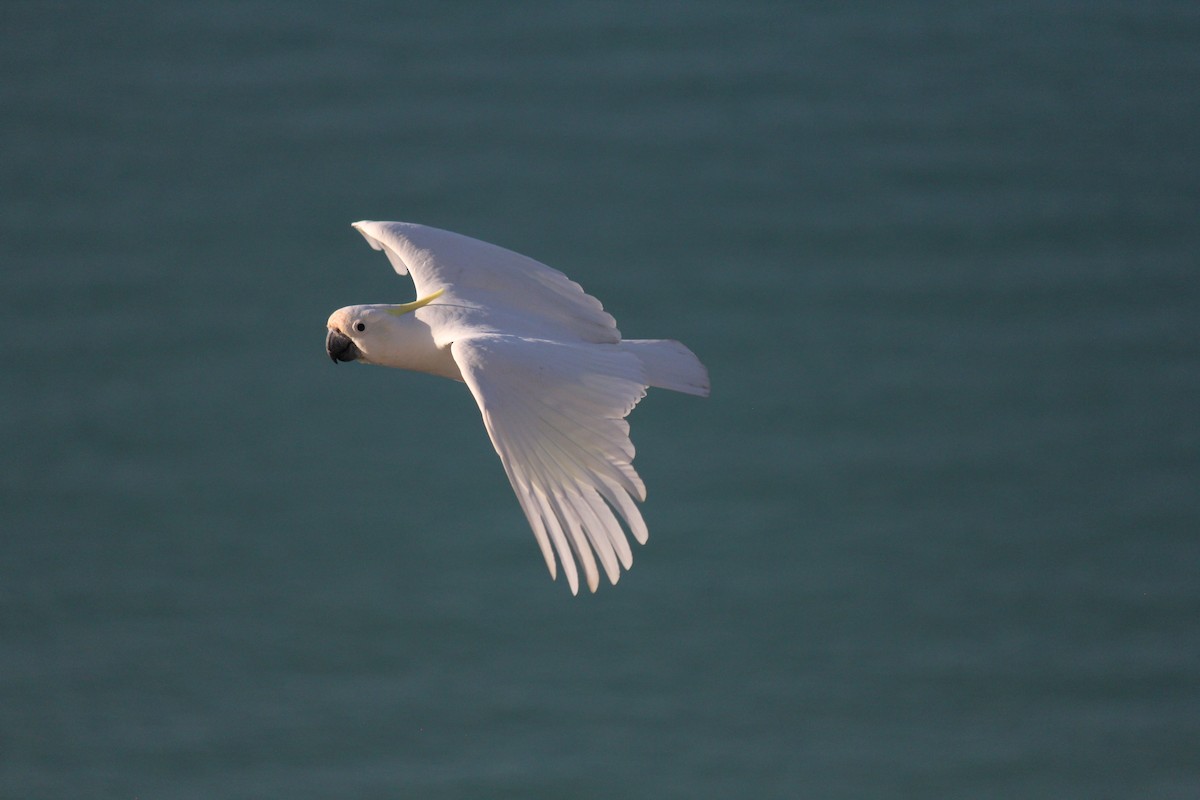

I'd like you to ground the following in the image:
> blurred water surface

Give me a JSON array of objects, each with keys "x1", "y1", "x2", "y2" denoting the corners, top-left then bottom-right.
[{"x1": 2, "y1": 2, "x2": 1198, "y2": 798}]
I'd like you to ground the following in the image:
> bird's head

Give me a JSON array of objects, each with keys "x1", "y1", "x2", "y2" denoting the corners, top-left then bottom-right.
[
  {"x1": 325, "y1": 305, "x2": 378, "y2": 364},
  {"x1": 326, "y1": 288, "x2": 446, "y2": 365}
]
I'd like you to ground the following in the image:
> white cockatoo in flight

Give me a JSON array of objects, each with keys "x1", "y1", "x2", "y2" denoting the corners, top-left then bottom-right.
[{"x1": 326, "y1": 221, "x2": 709, "y2": 594}]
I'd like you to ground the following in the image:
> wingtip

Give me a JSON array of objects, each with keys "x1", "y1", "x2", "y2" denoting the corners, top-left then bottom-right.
[{"x1": 350, "y1": 220, "x2": 378, "y2": 248}]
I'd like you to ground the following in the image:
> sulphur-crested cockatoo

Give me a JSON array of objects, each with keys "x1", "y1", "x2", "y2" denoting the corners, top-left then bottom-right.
[{"x1": 326, "y1": 221, "x2": 709, "y2": 594}]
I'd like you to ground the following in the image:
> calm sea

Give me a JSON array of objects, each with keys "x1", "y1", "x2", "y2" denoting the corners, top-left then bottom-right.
[{"x1": 3, "y1": 2, "x2": 1198, "y2": 798}]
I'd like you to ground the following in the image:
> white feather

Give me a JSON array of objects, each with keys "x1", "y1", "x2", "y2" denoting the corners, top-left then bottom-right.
[{"x1": 328, "y1": 221, "x2": 709, "y2": 593}]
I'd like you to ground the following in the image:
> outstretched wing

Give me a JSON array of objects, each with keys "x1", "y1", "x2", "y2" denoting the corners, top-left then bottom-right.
[
  {"x1": 353, "y1": 220, "x2": 620, "y2": 345},
  {"x1": 450, "y1": 334, "x2": 651, "y2": 594}
]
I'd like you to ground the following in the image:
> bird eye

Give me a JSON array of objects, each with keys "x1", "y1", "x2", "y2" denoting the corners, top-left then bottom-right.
[{"x1": 355, "y1": 322, "x2": 366, "y2": 332}]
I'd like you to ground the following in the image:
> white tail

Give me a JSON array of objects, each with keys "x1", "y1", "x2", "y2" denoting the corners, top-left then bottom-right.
[{"x1": 620, "y1": 339, "x2": 710, "y2": 397}]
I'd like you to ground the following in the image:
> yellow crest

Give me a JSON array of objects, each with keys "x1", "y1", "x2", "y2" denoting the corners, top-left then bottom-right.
[{"x1": 385, "y1": 287, "x2": 446, "y2": 316}]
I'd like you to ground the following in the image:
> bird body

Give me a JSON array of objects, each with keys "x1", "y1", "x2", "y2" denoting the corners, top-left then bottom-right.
[{"x1": 326, "y1": 221, "x2": 708, "y2": 594}]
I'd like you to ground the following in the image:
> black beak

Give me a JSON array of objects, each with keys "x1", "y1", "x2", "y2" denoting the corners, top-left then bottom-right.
[{"x1": 326, "y1": 328, "x2": 361, "y2": 363}]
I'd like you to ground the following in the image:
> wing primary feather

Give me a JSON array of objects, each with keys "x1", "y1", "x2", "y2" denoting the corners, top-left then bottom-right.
[
  {"x1": 493, "y1": 375, "x2": 645, "y2": 579},
  {"x1": 529, "y1": 399, "x2": 643, "y2": 494},
  {"x1": 508, "y1": 405, "x2": 634, "y2": 584},
  {"x1": 570, "y1": 485, "x2": 625, "y2": 583},
  {"x1": 527, "y1": 486, "x2": 578, "y2": 594},
  {"x1": 507, "y1": 415, "x2": 603, "y2": 592},
  {"x1": 579, "y1": 484, "x2": 634, "y2": 570},
  {"x1": 596, "y1": 474, "x2": 649, "y2": 545},
  {"x1": 450, "y1": 336, "x2": 662, "y2": 593},
  {"x1": 550, "y1": 491, "x2": 601, "y2": 593},
  {"x1": 511, "y1": 479, "x2": 556, "y2": 585},
  {"x1": 524, "y1": 400, "x2": 646, "y2": 503},
  {"x1": 485, "y1": 418, "x2": 558, "y2": 581},
  {"x1": 483, "y1": 412, "x2": 575, "y2": 592},
  {"x1": 497, "y1": 415, "x2": 586, "y2": 595}
]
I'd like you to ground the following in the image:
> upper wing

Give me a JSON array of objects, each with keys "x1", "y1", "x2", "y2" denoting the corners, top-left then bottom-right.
[
  {"x1": 352, "y1": 220, "x2": 620, "y2": 345},
  {"x1": 450, "y1": 334, "x2": 651, "y2": 594}
]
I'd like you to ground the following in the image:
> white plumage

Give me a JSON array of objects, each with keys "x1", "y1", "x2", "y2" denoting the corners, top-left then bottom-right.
[{"x1": 326, "y1": 221, "x2": 709, "y2": 594}]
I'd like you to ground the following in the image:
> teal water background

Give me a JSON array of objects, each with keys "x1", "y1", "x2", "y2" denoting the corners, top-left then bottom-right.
[{"x1": 3, "y1": 3, "x2": 1198, "y2": 797}]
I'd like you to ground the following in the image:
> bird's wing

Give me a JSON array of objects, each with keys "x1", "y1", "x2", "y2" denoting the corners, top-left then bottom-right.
[
  {"x1": 352, "y1": 220, "x2": 620, "y2": 344},
  {"x1": 450, "y1": 334, "x2": 651, "y2": 595}
]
